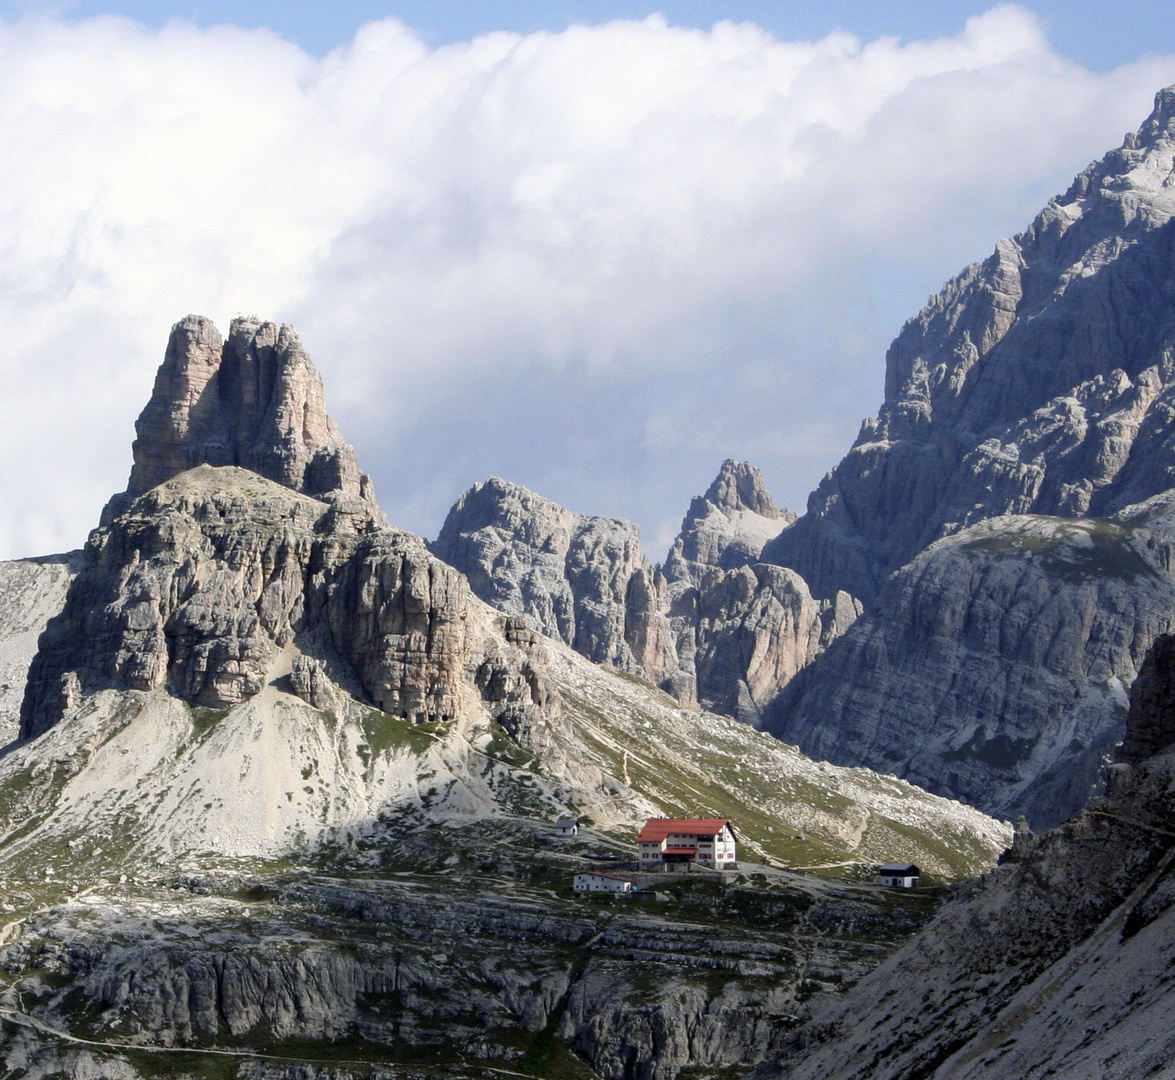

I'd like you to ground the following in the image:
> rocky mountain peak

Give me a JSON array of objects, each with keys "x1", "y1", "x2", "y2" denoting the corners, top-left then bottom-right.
[
  {"x1": 433, "y1": 463, "x2": 847, "y2": 724},
  {"x1": 665, "y1": 459, "x2": 796, "y2": 585},
  {"x1": 763, "y1": 84, "x2": 1175, "y2": 605},
  {"x1": 1060, "y1": 84, "x2": 1175, "y2": 224},
  {"x1": 431, "y1": 476, "x2": 648, "y2": 669},
  {"x1": 124, "y1": 314, "x2": 375, "y2": 510},
  {"x1": 1129, "y1": 84, "x2": 1175, "y2": 151},
  {"x1": 702, "y1": 459, "x2": 782, "y2": 519}
]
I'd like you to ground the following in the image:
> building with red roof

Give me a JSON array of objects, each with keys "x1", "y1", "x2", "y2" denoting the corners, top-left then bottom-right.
[{"x1": 637, "y1": 818, "x2": 737, "y2": 870}]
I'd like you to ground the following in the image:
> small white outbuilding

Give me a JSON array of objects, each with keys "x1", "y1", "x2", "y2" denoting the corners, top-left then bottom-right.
[
  {"x1": 879, "y1": 863, "x2": 920, "y2": 888},
  {"x1": 556, "y1": 816, "x2": 579, "y2": 836},
  {"x1": 574, "y1": 872, "x2": 632, "y2": 894}
]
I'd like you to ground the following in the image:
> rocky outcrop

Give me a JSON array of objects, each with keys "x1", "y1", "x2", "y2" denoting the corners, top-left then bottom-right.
[
  {"x1": 432, "y1": 477, "x2": 647, "y2": 669},
  {"x1": 765, "y1": 87, "x2": 1175, "y2": 606},
  {"x1": 685, "y1": 565, "x2": 860, "y2": 723},
  {"x1": 768, "y1": 498, "x2": 1175, "y2": 827},
  {"x1": 434, "y1": 467, "x2": 854, "y2": 721},
  {"x1": 663, "y1": 460, "x2": 794, "y2": 586},
  {"x1": 758, "y1": 629, "x2": 1175, "y2": 1080},
  {"x1": 0, "y1": 310, "x2": 1024, "y2": 1080},
  {"x1": 5, "y1": 315, "x2": 1010, "y2": 872},
  {"x1": 0, "y1": 554, "x2": 80, "y2": 746},
  {"x1": 21, "y1": 467, "x2": 558, "y2": 741},
  {"x1": 0, "y1": 852, "x2": 934, "y2": 1080},
  {"x1": 122, "y1": 314, "x2": 375, "y2": 510}
]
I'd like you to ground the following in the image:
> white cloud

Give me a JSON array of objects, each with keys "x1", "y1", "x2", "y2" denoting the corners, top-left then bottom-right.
[{"x1": 0, "y1": 6, "x2": 1172, "y2": 558}]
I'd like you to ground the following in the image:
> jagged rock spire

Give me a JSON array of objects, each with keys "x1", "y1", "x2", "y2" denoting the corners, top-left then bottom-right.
[
  {"x1": 126, "y1": 315, "x2": 375, "y2": 505},
  {"x1": 664, "y1": 459, "x2": 795, "y2": 584},
  {"x1": 701, "y1": 459, "x2": 782, "y2": 519}
]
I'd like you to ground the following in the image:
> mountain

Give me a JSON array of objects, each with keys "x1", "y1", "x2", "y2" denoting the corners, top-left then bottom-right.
[
  {"x1": 431, "y1": 476, "x2": 649, "y2": 672},
  {"x1": 764, "y1": 87, "x2": 1175, "y2": 607},
  {"x1": 0, "y1": 316, "x2": 1010, "y2": 1080},
  {"x1": 663, "y1": 460, "x2": 796, "y2": 585},
  {"x1": 120, "y1": 314, "x2": 376, "y2": 512},
  {"x1": 734, "y1": 86, "x2": 1175, "y2": 827},
  {"x1": 430, "y1": 87, "x2": 1175, "y2": 828},
  {"x1": 767, "y1": 494, "x2": 1175, "y2": 827},
  {"x1": 757, "y1": 630, "x2": 1175, "y2": 1080},
  {"x1": 0, "y1": 554, "x2": 80, "y2": 745},
  {"x1": 434, "y1": 461, "x2": 855, "y2": 723}
]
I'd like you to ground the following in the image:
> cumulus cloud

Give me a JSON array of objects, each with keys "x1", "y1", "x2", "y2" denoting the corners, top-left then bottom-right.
[{"x1": 0, "y1": 6, "x2": 1172, "y2": 558}]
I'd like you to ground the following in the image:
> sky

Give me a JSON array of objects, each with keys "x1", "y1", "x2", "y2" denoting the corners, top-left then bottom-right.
[{"x1": 0, "y1": 2, "x2": 1173, "y2": 561}]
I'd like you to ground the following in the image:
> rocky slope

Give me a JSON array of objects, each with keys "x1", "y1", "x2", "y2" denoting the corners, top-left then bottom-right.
[
  {"x1": 431, "y1": 476, "x2": 647, "y2": 670},
  {"x1": 768, "y1": 493, "x2": 1175, "y2": 827},
  {"x1": 0, "y1": 463, "x2": 1006, "y2": 872},
  {"x1": 0, "y1": 554, "x2": 80, "y2": 746},
  {"x1": 0, "y1": 830, "x2": 946, "y2": 1080},
  {"x1": 764, "y1": 86, "x2": 1175, "y2": 607},
  {"x1": 757, "y1": 630, "x2": 1175, "y2": 1080},
  {"x1": 434, "y1": 462, "x2": 856, "y2": 722}
]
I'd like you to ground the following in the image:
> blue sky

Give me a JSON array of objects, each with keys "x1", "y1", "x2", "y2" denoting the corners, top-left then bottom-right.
[
  {"x1": 0, "y1": 2, "x2": 1173, "y2": 558},
  {"x1": 4, "y1": 0, "x2": 1171, "y2": 69}
]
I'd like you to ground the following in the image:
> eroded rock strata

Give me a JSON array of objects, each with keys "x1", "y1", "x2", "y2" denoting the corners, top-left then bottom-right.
[
  {"x1": 663, "y1": 459, "x2": 795, "y2": 586},
  {"x1": 123, "y1": 314, "x2": 375, "y2": 509},
  {"x1": 0, "y1": 312, "x2": 1018, "y2": 1080},
  {"x1": 21, "y1": 466, "x2": 561, "y2": 750},
  {"x1": 434, "y1": 463, "x2": 855, "y2": 721},
  {"x1": 764, "y1": 87, "x2": 1175, "y2": 606},
  {"x1": 759, "y1": 631, "x2": 1175, "y2": 1080},
  {"x1": 768, "y1": 497, "x2": 1175, "y2": 827}
]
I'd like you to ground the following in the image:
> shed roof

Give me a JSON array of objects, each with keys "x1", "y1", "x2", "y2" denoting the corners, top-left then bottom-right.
[
  {"x1": 879, "y1": 863, "x2": 920, "y2": 875},
  {"x1": 637, "y1": 818, "x2": 734, "y2": 842},
  {"x1": 575, "y1": 872, "x2": 631, "y2": 883}
]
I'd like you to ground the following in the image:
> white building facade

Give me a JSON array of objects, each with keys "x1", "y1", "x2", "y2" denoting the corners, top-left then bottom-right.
[
  {"x1": 574, "y1": 872, "x2": 633, "y2": 894},
  {"x1": 637, "y1": 818, "x2": 738, "y2": 870},
  {"x1": 879, "y1": 863, "x2": 920, "y2": 888}
]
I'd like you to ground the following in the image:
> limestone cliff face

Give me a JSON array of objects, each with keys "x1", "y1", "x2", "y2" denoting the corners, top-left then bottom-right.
[
  {"x1": 663, "y1": 459, "x2": 794, "y2": 585},
  {"x1": 759, "y1": 631, "x2": 1175, "y2": 1080},
  {"x1": 21, "y1": 467, "x2": 555, "y2": 742},
  {"x1": 765, "y1": 87, "x2": 1175, "y2": 606},
  {"x1": 767, "y1": 502, "x2": 1175, "y2": 827},
  {"x1": 433, "y1": 466, "x2": 854, "y2": 722},
  {"x1": 22, "y1": 317, "x2": 557, "y2": 748},
  {"x1": 432, "y1": 477, "x2": 647, "y2": 669},
  {"x1": 0, "y1": 554, "x2": 81, "y2": 746},
  {"x1": 124, "y1": 314, "x2": 375, "y2": 509}
]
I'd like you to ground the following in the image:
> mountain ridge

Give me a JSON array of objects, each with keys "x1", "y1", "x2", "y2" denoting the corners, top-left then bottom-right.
[{"x1": 763, "y1": 86, "x2": 1175, "y2": 606}]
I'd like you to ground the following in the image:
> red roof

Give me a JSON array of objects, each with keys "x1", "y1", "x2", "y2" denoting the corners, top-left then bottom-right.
[{"x1": 637, "y1": 818, "x2": 734, "y2": 842}]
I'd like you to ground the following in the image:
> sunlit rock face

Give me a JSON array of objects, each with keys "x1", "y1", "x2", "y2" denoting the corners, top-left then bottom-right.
[
  {"x1": 125, "y1": 314, "x2": 376, "y2": 508},
  {"x1": 765, "y1": 87, "x2": 1175, "y2": 607},
  {"x1": 663, "y1": 459, "x2": 795, "y2": 586},
  {"x1": 432, "y1": 476, "x2": 648, "y2": 671},
  {"x1": 767, "y1": 499, "x2": 1175, "y2": 828},
  {"x1": 433, "y1": 463, "x2": 855, "y2": 723},
  {"x1": 21, "y1": 316, "x2": 560, "y2": 746},
  {"x1": 21, "y1": 466, "x2": 491, "y2": 737}
]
